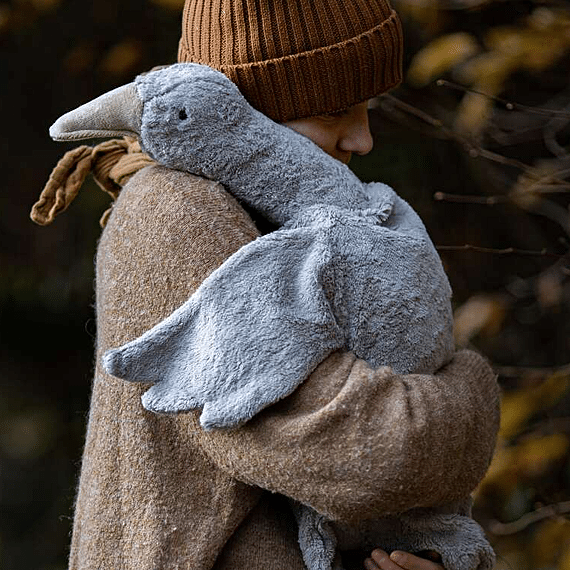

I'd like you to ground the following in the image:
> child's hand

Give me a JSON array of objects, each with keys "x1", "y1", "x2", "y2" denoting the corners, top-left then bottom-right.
[{"x1": 364, "y1": 549, "x2": 444, "y2": 570}]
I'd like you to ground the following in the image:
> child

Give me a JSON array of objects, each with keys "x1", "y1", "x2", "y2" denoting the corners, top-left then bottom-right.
[
  {"x1": 47, "y1": 59, "x2": 494, "y2": 570},
  {"x1": 33, "y1": 3, "x2": 496, "y2": 567}
]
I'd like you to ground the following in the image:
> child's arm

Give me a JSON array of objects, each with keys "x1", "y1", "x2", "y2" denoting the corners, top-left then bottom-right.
[
  {"x1": 97, "y1": 165, "x2": 500, "y2": 522},
  {"x1": 102, "y1": 198, "x2": 454, "y2": 429},
  {"x1": 67, "y1": 164, "x2": 499, "y2": 566}
]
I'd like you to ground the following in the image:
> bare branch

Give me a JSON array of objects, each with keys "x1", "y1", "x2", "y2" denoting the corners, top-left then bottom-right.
[
  {"x1": 544, "y1": 123, "x2": 570, "y2": 159},
  {"x1": 518, "y1": 166, "x2": 570, "y2": 195},
  {"x1": 488, "y1": 501, "x2": 570, "y2": 535},
  {"x1": 381, "y1": 94, "x2": 536, "y2": 172},
  {"x1": 434, "y1": 191, "x2": 507, "y2": 205},
  {"x1": 435, "y1": 188, "x2": 570, "y2": 239},
  {"x1": 380, "y1": 94, "x2": 570, "y2": 239},
  {"x1": 436, "y1": 244, "x2": 562, "y2": 258},
  {"x1": 379, "y1": 93, "x2": 444, "y2": 129},
  {"x1": 532, "y1": 199, "x2": 570, "y2": 238},
  {"x1": 437, "y1": 79, "x2": 570, "y2": 119},
  {"x1": 524, "y1": 183, "x2": 570, "y2": 195},
  {"x1": 494, "y1": 362, "x2": 570, "y2": 378}
]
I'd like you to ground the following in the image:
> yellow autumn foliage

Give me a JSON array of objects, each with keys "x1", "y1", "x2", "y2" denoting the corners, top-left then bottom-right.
[
  {"x1": 455, "y1": 12, "x2": 570, "y2": 135},
  {"x1": 454, "y1": 52, "x2": 516, "y2": 89},
  {"x1": 393, "y1": 0, "x2": 443, "y2": 32},
  {"x1": 407, "y1": 32, "x2": 480, "y2": 88},
  {"x1": 390, "y1": 2, "x2": 570, "y2": 568},
  {"x1": 402, "y1": 4, "x2": 570, "y2": 136},
  {"x1": 480, "y1": 433, "x2": 569, "y2": 495},
  {"x1": 486, "y1": 25, "x2": 570, "y2": 72},
  {"x1": 480, "y1": 371, "x2": 570, "y2": 496},
  {"x1": 516, "y1": 434, "x2": 569, "y2": 478},
  {"x1": 99, "y1": 40, "x2": 143, "y2": 78},
  {"x1": 453, "y1": 90, "x2": 496, "y2": 138},
  {"x1": 453, "y1": 294, "x2": 507, "y2": 347},
  {"x1": 559, "y1": 542, "x2": 570, "y2": 570},
  {"x1": 510, "y1": 159, "x2": 570, "y2": 211},
  {"x1": 500, "y1": 374, "x2": 570, "y2": 441},
  {"x1": 493, "y1": 546, "x2": 528, "y2": 570},
  {"x1": 531, "y1": 519, "x2": 570, "y2": 568}
]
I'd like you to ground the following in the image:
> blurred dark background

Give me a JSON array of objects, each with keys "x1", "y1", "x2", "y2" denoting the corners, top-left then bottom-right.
[
  {"x1": 2, "y1": 1, "x2": 570, "y2": 569},
  {"x1": 1, "y1": 1, "x2": 181, "y2": 568}
]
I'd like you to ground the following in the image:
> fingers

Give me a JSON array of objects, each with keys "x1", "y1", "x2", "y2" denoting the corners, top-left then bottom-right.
[
  {"x1": 364, "y1": 549, "x2": 401, "y2": 570},
  {"x1": 388, "y1": 551, "x2": 444, "y2": 570},
  {"x1": 364, "y1": 550, "x2": 445, "y2": 570}
]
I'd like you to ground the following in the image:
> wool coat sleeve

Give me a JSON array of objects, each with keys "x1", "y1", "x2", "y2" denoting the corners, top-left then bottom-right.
[{"x1": 98, "y1": 164, "x2": 500, "y2": 526}]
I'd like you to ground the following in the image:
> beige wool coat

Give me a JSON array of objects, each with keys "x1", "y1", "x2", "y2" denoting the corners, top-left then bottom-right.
[{"x1": 68, "y1": 163, "x2": 500, "y2": 570}]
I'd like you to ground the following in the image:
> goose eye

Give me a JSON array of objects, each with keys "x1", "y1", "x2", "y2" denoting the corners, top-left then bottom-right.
[{"x1": 179, "y1": 109, "x2": 188, "y2": 120}]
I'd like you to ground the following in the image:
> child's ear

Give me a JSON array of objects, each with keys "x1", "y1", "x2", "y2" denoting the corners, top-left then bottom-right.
[{"x1": 50, "y1": 83, "x2": 143, "y2": 142}]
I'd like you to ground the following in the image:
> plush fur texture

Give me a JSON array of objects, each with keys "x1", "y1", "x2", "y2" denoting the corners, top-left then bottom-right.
[
  {"x1": 98, "y1": 63, "x2": 476, "y2": 570},
  {"x1": 293, "y1": 493, "x2": 494, "y2": 570},
  {"x1": 101, "y1": 63, "x2": 454, "y2": 430},
  {"x1": 53, "y1": 63, "x2": 494, "y2": 570},
  {"x1": 332, "y1": 509, "x2": 495, "y2": 570}
]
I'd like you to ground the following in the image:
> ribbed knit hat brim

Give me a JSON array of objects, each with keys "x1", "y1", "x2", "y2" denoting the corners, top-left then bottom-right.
[{"x1": 178, "y1": 1, "x2": 403, "y2": 122}]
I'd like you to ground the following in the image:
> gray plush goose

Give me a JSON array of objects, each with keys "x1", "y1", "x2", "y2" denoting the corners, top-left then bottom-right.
[
  {"x1": 49, "y1": 63, "x2": 496, "y2": 570},
  {"x1": 52, "y1": 62, "x2": 453, "y2": 429}
]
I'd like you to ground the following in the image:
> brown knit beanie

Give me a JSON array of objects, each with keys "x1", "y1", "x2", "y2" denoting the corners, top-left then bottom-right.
[{"x1": 178, "y1": 0, "x2": 403, "y2": 122}]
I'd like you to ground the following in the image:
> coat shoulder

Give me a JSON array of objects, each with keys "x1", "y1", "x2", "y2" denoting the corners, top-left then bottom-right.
[{"x1": 96, "y1": 164, "x2": 259, "y2": 344}]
